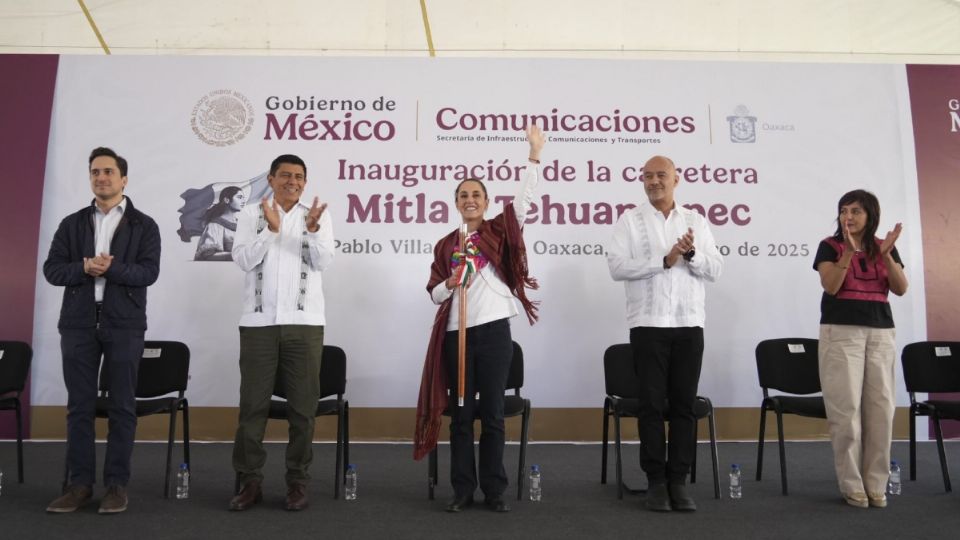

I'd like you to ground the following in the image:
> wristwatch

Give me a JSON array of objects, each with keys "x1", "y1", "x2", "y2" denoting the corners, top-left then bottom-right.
[{"x1": 683, "y1": 249, "x2": 696, "y2": 262}]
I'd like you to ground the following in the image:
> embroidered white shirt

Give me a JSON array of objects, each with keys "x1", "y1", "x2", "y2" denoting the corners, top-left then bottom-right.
[
  {"x1": 233, "y1": 199, "x2": 335, "y2": 327},
  {"x1": 606, "y1": 201, "x2": 723, "y2": 328}
]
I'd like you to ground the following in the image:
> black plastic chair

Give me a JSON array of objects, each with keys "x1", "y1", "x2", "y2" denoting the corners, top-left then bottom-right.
[
  {"x1": 599, "y1": 343, "x2": 720, "y2": 500},
  {"x1": 755, "y1": 338, "x2": 826, "y2": 495},
  {"x1": 902, "y1": 341, "x2": 960, "y2": 492},
  {"x1": 63, "y1": 340, "x2": 191, "y2": 498},
  {"x1": 236, "y1": 345, "x2": 350, "y2": 499},
  {"x1": 0, "y1": 341, "x2": 32, "y2": 483},
  {"x1": 428, "y1": 341, "x2": 531, "y2": 501}
]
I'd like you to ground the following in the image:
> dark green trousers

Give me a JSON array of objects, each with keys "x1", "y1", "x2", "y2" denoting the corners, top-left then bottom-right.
[{"x1": 232, "y1": 325, "x2": 324, "y2": 485}]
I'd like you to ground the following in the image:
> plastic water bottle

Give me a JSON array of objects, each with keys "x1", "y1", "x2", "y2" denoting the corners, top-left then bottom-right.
[
  {"x1": 344, "y1": 464, "x2": 357, "y2": 500},
  {"x1": 729, "y1": 464, "x2": 742, "y2": 499},
  {"x1": 887, "y1": 460, "x2": 902, "y2": 495},
  {"x1": 528, "y1": 465, "x2": 542, "y2": 501},
  {"x1": 175, "y1": 463, "x2": 190, "y2": 499}
]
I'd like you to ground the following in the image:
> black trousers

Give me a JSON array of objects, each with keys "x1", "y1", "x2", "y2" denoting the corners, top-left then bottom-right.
[
  {"x1": 60, "y1": 326, "x2": 143, "y2": 487},
  {"x1": 443, "y1": 318, "x2": 512, "y2": 499},
  {"x1": 630, "y1": 326, "x2": 704, "y2": 484}
]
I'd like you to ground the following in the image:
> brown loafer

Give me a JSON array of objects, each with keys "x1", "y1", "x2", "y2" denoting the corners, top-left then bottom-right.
[
  {"x1": 46, "y1": 485, "x2": 93, "y2": 513},
  {"x1": 285, "y1": 483, "x2": 308, "y2": 511},
  {"x1": 98, "y1": 485, "x2": 128, "y2": 514},
  {"x1": 229, "y1": 480, "x2": 263, "y2": 511}
]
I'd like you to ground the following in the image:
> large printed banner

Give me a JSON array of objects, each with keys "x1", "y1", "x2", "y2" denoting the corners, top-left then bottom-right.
[
  {"x1": 30, "y1": 57, "x2": 928, "y2": 409},
  {"x1": 907, "y1": 64, "x2": 960, "y2": 437}
]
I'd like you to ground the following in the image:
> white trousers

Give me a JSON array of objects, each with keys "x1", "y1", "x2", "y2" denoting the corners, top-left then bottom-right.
[{"x1": 819, "y1": 324, "x2": 896, "y2": 497}]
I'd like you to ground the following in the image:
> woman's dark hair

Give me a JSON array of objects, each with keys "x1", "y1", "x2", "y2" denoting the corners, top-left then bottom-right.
[
  {"x1": 833, "y1": 189, "x2": 881, "y2": 260},
  {"x1": 453, "y1": 178, "x2": 487, "y2": 201},
  {"x1": 203, "y1": 186, "x2": 243, "y2": 222}
]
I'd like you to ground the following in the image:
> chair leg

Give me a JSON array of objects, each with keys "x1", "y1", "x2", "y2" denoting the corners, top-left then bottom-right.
[
  {"x1": 428, "y1": 448, "x2": 438, "y2": 500},
  {"x1": 909, "y1": 408, "x2": 917, "y2": 481},
  {"x1": 343, "y1": 402, "x2": 350, "y2": 480},
  {"x1": 708, "y1": 406, "x2": 720, "y2": 500},
  {"x1": 613, "y1": 409, "x2": 624, "y2": 500},
  {"x1": 932, "y1": 417, "x2": 952, "y2": 492},
  {"x1": 756, "y1": 406, "x2": 767, "y2": 481},
  {"x1": 334, "y1": 405, "x2": 344, "y2": 500},
  {"x1": 517, "y1": 401, "x2": 530, "y2": 501},
  {"x1": 691, "y1": 417, "x2": 699, "y2": 484},
  {"x1": 776, "y1": 411, "x2": 788, "y2": 495},
  {"x1": 164, "y1": 405, "x2": 178, "y2": 499},
  {"x1": 16, "y1": 399, "x2": 24, "y2": 483},
  {"x1": 601, "y1": 400, "x2": 610, "y2": 485},
  {"x1": 181, "y1": 401, "x2": 191, "y2": 477}
]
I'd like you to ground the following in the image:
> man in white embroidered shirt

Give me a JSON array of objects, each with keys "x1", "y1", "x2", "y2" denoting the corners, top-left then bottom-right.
[
  {"x1": 606, "y1": 155, "x2": 723, "y2": 513},
  {"x1": 229, "y1": 154, "x2": 335, "y2": 512}
]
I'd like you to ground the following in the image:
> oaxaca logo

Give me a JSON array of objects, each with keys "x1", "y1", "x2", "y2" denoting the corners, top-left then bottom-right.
[
  {"x1": 191, "y1": 90, "x2": 255, "y2": 147},
  {"x1": 726, "y1": 105, "x2": 757, "y2": 143}
]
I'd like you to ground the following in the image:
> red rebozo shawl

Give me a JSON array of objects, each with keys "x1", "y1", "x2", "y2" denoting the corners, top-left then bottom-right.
[{"x1": 413, "y1": 204, "x2": 539, "y2": 460}]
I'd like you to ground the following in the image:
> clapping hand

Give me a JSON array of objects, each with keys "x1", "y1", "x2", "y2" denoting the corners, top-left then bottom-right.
[
  {"x1": 842, "y1": 221, "x2": 861, "y2": 252},
  {"x1": 83, "y1": 252, "x2": 113, "y2": 277},
  {"x1": 880, "y1": 223, "x2": 903, "y2": 257},
  {"x1": 305, "y1": 197, "x2": 327, "y2": 232},
  {"x1": 674, "y1": 228, "x2": 695, "y2": 256},
  {"x1": 261, "y1": 197, "x2": 281, "y2": 232}
]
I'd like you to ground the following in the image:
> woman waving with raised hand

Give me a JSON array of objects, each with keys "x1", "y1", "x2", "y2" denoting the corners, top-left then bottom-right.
[{"x1": 415, "y1": 125, "x2": 545, "y2": 514}]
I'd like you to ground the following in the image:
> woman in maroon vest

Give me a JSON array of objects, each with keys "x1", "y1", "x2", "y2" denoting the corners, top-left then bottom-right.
[{"x1": 814, "y1": 189, "x2": 908, "y2": 509}]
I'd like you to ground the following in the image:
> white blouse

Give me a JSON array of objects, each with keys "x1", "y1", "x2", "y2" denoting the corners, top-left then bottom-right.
[{"x1": 432, "y1": 164, "x2": 540, "y2": 331}]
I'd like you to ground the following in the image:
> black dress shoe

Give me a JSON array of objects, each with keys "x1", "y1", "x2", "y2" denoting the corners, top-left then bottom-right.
[
  {"x1": 484, "y1": 496, "x2": 511, "y2": 513},
  {"x1": 668, "y1": 482, "x2": 697, "y2": 512},
  {"x1": 445, "y1": 494, "x2": 474, "y2": 512},
  {"x1": 644, "y1": 483, "x2": 672, "y2": 512}
]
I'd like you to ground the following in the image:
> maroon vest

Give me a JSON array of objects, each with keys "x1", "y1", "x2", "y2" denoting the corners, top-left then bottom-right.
[{"x1": 824, "y1": 237, "x2": 890, "y2": 303}]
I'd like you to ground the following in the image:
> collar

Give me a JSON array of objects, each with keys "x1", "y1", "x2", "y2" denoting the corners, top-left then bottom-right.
[
  {"x1": 640, "y1": 199, "x2": 685, "y2": 219},
  {"x1": 91, "y1": 196, "x2": 128, "y2": 216}
]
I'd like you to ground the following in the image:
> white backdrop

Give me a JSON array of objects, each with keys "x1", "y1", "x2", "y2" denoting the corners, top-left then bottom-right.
[{"x1": 31, "y1": 56, "x2": 926, "y2": 409}]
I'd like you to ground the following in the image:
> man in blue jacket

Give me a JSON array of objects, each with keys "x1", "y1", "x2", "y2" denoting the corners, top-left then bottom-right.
[{"x1": 43, "y1": 147, "x2": 161, "y2": 514}]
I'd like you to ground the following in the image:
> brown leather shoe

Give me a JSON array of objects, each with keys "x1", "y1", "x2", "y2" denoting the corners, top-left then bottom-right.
[
  {"x1": 98, "y1": 485, "x2": 128, "y2": 514},
  {"x1": 284, "y1": 483, "x2": 308, "y2": 511},
  {"x1": 46, "y1": 485, "x2": 93, "y2": 513},
  {"x1": 229, "y1": 480, "x2": 263, "y2": 511}
]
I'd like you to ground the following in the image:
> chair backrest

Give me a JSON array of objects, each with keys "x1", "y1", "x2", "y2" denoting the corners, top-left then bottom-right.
[
  {"x1": 506, "y1": 341, "x2": 523, "y2": 391},
  {"x1": 0, "y1": 341, "x2": 32, "y2": 395},
  {"x1": 603, "y1": 344, "x2": 640, "y2": 399},
  {"x1": 273, "y1": 344, "x2": 347, "y2": 400},
  {"x1": 902, "y1": 341, "x2": 960, "y2": 394},
  {"x1": 98, "y1": 340, "x2": 190, "y2": 398},
  {"x1": 319, "y1": 345, "x2": 347, "y2": 399},
  {"x1": 755, "y1": 338, "x2": 821, "y2": 395}
]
